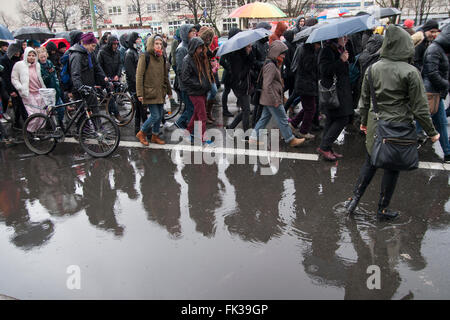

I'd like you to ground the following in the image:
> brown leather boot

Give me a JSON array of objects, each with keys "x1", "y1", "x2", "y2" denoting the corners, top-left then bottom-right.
[
  {"x1": 136, "y1": 130, "x2": 149, "y2": 146},
  {"x1": 151, "y1": 134, "x2": 166, "y2": 145},
  {"x1": 206, "y1": 100, "x2": 215, "y2": 123}
]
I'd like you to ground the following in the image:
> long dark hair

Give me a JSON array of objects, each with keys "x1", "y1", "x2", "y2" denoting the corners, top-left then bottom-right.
[{"x1": 193, "y1": 45, "x2": 214, "y2": 85}]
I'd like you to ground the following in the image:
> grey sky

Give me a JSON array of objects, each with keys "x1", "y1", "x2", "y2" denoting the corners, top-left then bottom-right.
[{"x1": 2, "y1": 1, "x2": 20, "y2": 15}]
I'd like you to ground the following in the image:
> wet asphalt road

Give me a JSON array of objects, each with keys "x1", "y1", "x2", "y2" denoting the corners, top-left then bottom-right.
[{"x1": 0, "y1": 91, "x2": 449, "y2": 300}]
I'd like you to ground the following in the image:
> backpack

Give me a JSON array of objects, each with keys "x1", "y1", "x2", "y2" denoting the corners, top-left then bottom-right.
[
  {"x1": 60, "y1": 52, "x2": 72, "y2": 90},
  {"x1": 349, "y1": 53, "x2": 361, "y2": 85},
  {"x1": 290, "y1": 43, "x2": 304, "y2": 74}
]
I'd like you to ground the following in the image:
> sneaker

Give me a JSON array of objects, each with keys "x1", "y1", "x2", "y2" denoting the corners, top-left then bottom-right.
[
  {"x1": 3, "y1": 113, "x2": 11, "y2": 121},
  {"x1": 298, "y1": 132, "x2": 315, "y2": 140},
  {"x1": 444, "y1": 154, "x2": 450, "y2": 164},
  {"x1": 377, "y1": 208, "x2": 399, "y2": 220},
  {"x1": 0, "y1": 118, "x2": 7, "y2": 124}
]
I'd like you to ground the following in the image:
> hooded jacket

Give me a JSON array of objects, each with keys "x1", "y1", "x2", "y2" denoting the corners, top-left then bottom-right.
[
  {"x1": 269, "y1": 22, "x2": 287, "y2": 45},
  {"x1": 318, "y1": 39, "x2": 354, "y2": 117},
  {"x1": 39, "y1": 59, "x2": 62, "y2": 102},
  {"x1": 69, "y1": 43, "x2": 106, "y2": 91},
  {"x1": 46, "y1": 41, "x2": 62, "y2": 73},
  {"x1": 118, "y1": 33, "x2": 129, "y2": 69},
  {"x1": 169, "y1": 28, "x2": 181, "y2": 67},
  {"x1": 422, "y1": 25, "x2": 449, "y2": 98},
  {"x1": 359, "y1": 25, "x2": 438, "y2": 154},
  {"x1": 124, "y1": 32, "x2": 140, "y2": 92},
  {"x1": 358, "y1": 34, "x2": 383, "y2": 77},
  {"x1": 228, "y1": 44, "x2": 256, "y2": 96},
  {"x1": 180, "y1": 37, "x2": 212, "y2": 97},
  {"x1": 97, "y1": 35, "x2": 122, "y2": 79},
  {"x1": 175, "y1": 24, "x2": 194, "y2": 91},
  {"x1": 0, "y1": 42, "x2": 22, "y2": 94},
  {"x1": 69, "y1": 30, "x2": 83, "y2": 46},
  {"x1": 260, "y1": 40, "x2": 288, "y2": 107},
  {"x1": 136, "y1": 36, "x2": 172, "y2": 104},
  {"x1": 11, "y1": 47, "x2": 46, "y2": 98}
]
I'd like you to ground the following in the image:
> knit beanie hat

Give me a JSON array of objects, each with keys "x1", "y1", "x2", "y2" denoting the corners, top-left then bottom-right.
[
  {"x1": 422, "y1": 20, "x2": 439, "y2": 32},
  {"x1": 81, "y1": 32, "x2": 98, "y2": 45}
]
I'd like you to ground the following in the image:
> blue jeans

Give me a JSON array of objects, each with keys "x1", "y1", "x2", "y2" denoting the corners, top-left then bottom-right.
[
  {"x1": 416, "y1": 99, "x2": 450, "y2": 155},
  {"x1": 175, "y1": 91, "x2": 194, "y2": 129},
  {"x1": 252, "y1": 104, "x2": 295, "y2": 143},
  {"x1": 433, "y1": 99, "x2": 450, "y2": 156},
  {"x1": 141, "y1": 104, "x2": 163, "y2": 135},
  {"x1": 207, "y1": 82, "x2": 217, "y2": 101}
]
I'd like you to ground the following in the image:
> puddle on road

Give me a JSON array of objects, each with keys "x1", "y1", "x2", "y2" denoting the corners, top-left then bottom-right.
[{"x1": 0, "y1": 145, "x2": 449, "y2": 299}]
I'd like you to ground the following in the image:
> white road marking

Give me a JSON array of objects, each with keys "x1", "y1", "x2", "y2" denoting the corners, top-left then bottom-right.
[{"x1": 63, "y1": 138, "x2": 450, "y2": 170}]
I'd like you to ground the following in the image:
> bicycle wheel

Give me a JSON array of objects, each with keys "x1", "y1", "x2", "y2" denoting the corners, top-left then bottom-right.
[
  {"x1": 164, "y1": 96, "x2": 184, "y2": 120},
  {"x1": 79, "y1": 114, "x2": 120, "y2": 158},
  {"x1": 111, "y1": 92, "x2": 135, "y2": 126},
  {"x1": 23, "y1": 113, "x2": 57, "y2": 155}
]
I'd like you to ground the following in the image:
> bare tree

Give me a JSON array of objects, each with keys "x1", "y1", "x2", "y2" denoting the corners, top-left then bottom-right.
[
  {"x1": 129, "y1": 0, "x2": 147, "y2": 27},
  {"x1": 18, "y1": 0, "x2": 59, "y2": 31},
  {"x1": 272, "y1": 0, "x2": 313, "y2": 18},
  {"x1": 0, "y1": 11, "x2": 18, "y2": 29},
  {"x1": 78, "y1": 0, "x2": 106, "y2": 23}
]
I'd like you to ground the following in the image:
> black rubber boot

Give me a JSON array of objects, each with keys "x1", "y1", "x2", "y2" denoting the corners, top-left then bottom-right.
[
  {"x1": 346, "y1": 195, "x2": 361, "y2": 215},
  {"x1": 377, "y1": 208, "x2": 399, "y2": 220}
]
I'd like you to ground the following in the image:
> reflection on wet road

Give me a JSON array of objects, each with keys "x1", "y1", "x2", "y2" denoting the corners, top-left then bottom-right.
[{"x1": 0, "y1": 141, "x2": 449, "y2": 299}]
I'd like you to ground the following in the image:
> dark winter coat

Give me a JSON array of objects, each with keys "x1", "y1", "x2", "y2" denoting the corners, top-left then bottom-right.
[
  {"x1": 260, "y1": 40, "x2": 288, "y2": 107},
  {"x1": 282, "y1": 29, "x2": 296, "y2": 91},
  {"x1": 359, "y1": 25, "x2": 438, "y2": 154},
  {"x1": 136, "y1": 36, "x2": 172, "y2": 104},
  {"x1": 414, "y1": 31, "x2": 432, "y2": 71},
  {"x1": 118, "y1": 33, "x2": 129, "y2": 68},
  {"x1": 253, "y1": 38, "x2": 269, "y2": 71},
  {"x1": 124, "y1": 32, "x2": 140, "y2": 93},
  {"x1": 422, "y1": 25, "x2": 450, "y2": 99},
  {"x1": 39, "y1": 60, "x2": 62, "y2": 102},
  {"x1": 318, "y1": 41, "x2": 354, "y2": 117},
  {"x1": 358, "y1": 34, "x2": 384, "y2": 78},
  {"x1": 180, "y1": 37, "x2": 211, "y2": 97},
  {"x1": 219, "y1": 27, "x2": 241, "y2": 86},
  {"x1": 69, "y1": 44, "x2": 106, "y2": 91},
  {"x1": 97, "y1": 35, "x2": 122, "y2": 79},
  {"x1": 228, "y1": 46, "x2": 256, "y2": 96},
  {"x1": 0, "y1": 43, "x2": 22, "y2": 94},
  {"x1": 175, "y1": 24, "x2": 194, "y2": 91},
  {"x1": 294, "y1": 43, "x2": 318, "y2": 97},
  {"x1": 46, "y1": 41, "x2": 62, "y2": 74}
]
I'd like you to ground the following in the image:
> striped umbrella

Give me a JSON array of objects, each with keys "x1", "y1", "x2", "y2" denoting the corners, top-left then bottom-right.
[{"x1": 228, "y1": 2, "x2": 287, "y2": 18}]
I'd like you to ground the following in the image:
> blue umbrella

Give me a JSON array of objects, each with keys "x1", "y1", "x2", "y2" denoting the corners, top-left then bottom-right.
[
  {"x1": 0, "y1": 24, "x2": 14, "y2": 40},
  {"x1": 216, "y1": 28, "x2": 271, "y2": 57},
  {"x1": 306, "y1": 15, "x2": 380, "y2": 44}
]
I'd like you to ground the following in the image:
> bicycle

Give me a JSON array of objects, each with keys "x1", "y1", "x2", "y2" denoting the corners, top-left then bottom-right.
[
  {"x1": 23, "y1": 86, "x2": 121, "y2": 158},
  {"x1": 66, "y1": 80, "x2": 135, "y2": 127}
]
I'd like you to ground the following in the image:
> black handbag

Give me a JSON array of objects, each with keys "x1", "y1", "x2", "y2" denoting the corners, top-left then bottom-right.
[
  {"x1": 367, "y1": 66, "x2": 419, "y2": 171},
  {"x1": 318, "y1": 76, "x2": 340, "y2": 110}
]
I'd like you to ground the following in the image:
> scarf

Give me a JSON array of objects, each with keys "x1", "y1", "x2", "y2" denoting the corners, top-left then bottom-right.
[{"x1": 81, "y1": 45, "x2": 93, "y2": 69}]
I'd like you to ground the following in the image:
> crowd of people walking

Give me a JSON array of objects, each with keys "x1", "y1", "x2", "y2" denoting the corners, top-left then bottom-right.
[{"x1": 0, "y1": 15, "x2": 449, "y2": 220}]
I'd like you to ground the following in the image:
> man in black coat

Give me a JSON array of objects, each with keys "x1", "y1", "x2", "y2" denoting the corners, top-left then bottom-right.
[
  {"x1": 97, "y1": 35, "x2": 123, "y2": 122},
  {"x1": 0, "y1": 42, "x2": 27, "y2": 128},
  {"x1": 414, "y1": 19, "x2": 440, "y2": 71},
  {"x1": 69, "y1": 32, "x2": 107, "y2": 113},
  {"x1": 124, "y1": 32, "x2": 146, "y2": 134}
]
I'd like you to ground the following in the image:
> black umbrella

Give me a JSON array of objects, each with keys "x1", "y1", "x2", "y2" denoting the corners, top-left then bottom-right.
[
  {"x1": 55, "y1": 31, "x2": 71, "y2": 41},
  {"x1": 368, "y1": 7, "x2": 401, "y2": 18},
  {"x1": 13, "y1": 27, "x2": 55, "y2": 42}
]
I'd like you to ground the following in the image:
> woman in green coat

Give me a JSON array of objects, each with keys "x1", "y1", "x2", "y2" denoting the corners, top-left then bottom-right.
[{"x1": 346, "y1": 25, "x2": 440, "y2": 220}]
